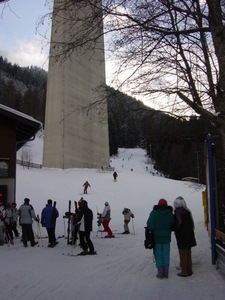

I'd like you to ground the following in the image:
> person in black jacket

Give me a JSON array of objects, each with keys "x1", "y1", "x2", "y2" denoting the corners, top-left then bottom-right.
[
  {"x1": 173, "y1": 196, "x2": 197, "y2": 277},
  {"x1": 76, "y1": 199, "x2": 96, "y2": 255}
]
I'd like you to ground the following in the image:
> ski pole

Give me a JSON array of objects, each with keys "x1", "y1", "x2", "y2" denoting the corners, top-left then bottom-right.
[
  {"x1": 37, "y1": 219, "x2": 43, "y2": 247},
  {"x1": 132, "y1": 218, "x2": 135, "y2": 235},
  {"x1": 63, "y1": 217, "x2": 66, "y2": 237}
]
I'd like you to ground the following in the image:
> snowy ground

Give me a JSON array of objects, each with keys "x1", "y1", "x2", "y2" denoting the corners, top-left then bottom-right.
[{"x1": 1, "y1": 133, "x2": 225, "y2": 300}]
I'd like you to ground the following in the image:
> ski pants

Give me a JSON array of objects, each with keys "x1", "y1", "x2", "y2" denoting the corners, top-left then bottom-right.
[
  {"x1": 103, "y1": 219, "x2": 113, "y2": 236},
  {"x1": 0, "y1": 226, "x2": 4, "y2": 245},
  {"x1": 12, "y1": 222, "x2": 19, "y2": 237},
  {"x1": 21, "y1": 224, "x2": 35, "y2": 246},
  {"x1": 79, "y1": 231, "x2": 94, "y2": 252},
  {"x1": 154, "y1": 243, "x2": 170, "y2": 268},
  {"x1": 124, "y1": 220, "x2": 130, "y2": 232},
  {"x1": 5, "y1": 223, "x2": 13, "y2": 241},
  {"x1": 46, "y1": 227, "x2": 56, "y2": 245},
  {"x1": 179, "y1": 248, "x2": 193, "y2": 274}
]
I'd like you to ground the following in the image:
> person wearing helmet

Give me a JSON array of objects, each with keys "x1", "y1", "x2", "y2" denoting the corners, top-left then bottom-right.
[{"x1": 98, "y1": 202, "x2": 114, "y2": 238}]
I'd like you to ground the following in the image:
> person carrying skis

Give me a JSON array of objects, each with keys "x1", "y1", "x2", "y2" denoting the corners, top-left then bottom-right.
[
  {"x1": 41, "y1": 199, "x2": 59, "y2": 248},
  {"x1": 98, "y1": 202, "x2": 114, "y2": 238},
  {"x1": 122, "y1": 208, "x2": 134, "y2": 234},
  {"x1": 113, "y1": 171, "x2": 118, "y2": 182},
  {"x1": 18, "y1": 198, "x2": 39, "y2": 247},
  {"x1": 83, "y1": 181, "x2": 91, "y2": 194},
  {"x1": 75, "y1": 199, "x2": 96, "y2": 255},
  {"x1": 0, "y1": 200, "x2": 6, "y2": 246}
]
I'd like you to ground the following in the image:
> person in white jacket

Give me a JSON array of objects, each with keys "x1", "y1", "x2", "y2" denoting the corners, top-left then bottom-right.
[
  {"x1": 122, "y1": 208, "x2": 134, "y2": 234},
  {"x1": 98, "y1": 202, "x2": 114, "y2": 238}
]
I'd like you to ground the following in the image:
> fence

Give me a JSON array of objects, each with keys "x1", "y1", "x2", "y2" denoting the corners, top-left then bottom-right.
[{"x1": 16, "y1": 159, "x2": 42, "y2": 169}]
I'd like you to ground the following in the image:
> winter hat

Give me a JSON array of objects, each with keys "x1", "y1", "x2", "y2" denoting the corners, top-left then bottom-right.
[
  {"x1": 105, "y1": 201, "x2": 109, "y2": 206},
  {"x1": 24, "y1": 198, "x2": 30, "y2": 203},
  {"x1": 173, "y1": 196, "x2": 187, "y2": 209},
  {"x1": 158, "y1": 198, "x2": 167, "y2": 206}
]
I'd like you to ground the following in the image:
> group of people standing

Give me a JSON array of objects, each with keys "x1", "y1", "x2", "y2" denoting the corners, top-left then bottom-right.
[
  {"x1": 1, "y1": 192, "x2": 196, "y2": 278},
  {"x1": 0, "y1": 198, "x2": 59, "y2": 248},
  {"x1": 0, "y1": 201, "x2": 19, "y2": 245},
  {"x1": 147, "y1": 196, "x2": 196, "y2": 278}
]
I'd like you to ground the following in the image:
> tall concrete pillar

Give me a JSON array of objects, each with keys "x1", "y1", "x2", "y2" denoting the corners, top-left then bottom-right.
[{"x1": 43, "y1": 0, "x2": 109, "y2": 169}]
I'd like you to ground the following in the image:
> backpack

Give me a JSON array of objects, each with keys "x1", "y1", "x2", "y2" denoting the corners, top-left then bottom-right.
[{"x1": 144, "y1": 227, "x2": 155, "y2": 249}]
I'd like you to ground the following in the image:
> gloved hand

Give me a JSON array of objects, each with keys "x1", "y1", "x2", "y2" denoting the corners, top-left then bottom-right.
[{"x1": 35, "y1": 217, "x2": 40, "y2": 223}]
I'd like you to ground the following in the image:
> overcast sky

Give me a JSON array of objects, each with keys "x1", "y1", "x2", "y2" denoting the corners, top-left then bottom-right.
[{"x1": 0, "y1": 0, "x2": 51, "y2": 69}]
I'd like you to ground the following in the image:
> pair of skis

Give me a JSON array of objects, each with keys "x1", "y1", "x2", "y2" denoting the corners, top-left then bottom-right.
[{"x1": 67, "y1": 200, "x2": 78, "y2": 245}]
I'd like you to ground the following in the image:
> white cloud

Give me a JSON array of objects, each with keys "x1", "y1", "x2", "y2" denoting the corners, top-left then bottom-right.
[{"x1": 0, "y1": 36, "x2": 49, "y2": 70}]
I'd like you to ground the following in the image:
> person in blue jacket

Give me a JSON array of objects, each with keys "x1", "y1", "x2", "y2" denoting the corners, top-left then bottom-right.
[
  {"x1": 147, "y1": 198, "x2": 174, "y2": 279},
  {"x1": 41, "y1": 199, "x2": 59, "y2": 248}
]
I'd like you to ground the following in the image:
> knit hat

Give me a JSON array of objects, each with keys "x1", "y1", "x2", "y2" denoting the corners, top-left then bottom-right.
[
  {"x1": 173, "y1": 196, "x2": 187, "y2": 209},
  {"x1": 158, "y1": 198, "x2": 167, "y2": 206}
]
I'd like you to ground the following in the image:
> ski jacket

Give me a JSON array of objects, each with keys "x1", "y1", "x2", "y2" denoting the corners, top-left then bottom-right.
[
  {"x1": 0, "y1": 206, "x2": 6, "y2": 226},
  {"x1": 41, "y1": 204, "x2": 59, "y2": 228},
  {"x1": 12, "y1": 208, "x2": 18, "y2": 222},
  {"x1": 147, "y1": 205, "x2": 174, "y2": 244},
  {"x1": 174, "y1": 207, "x2": 197, "y2": 249},
  {"x1": 76, "y1": 201, "x2": 93, "y2": 232},
  {"x1": 83, "y1": 181, "x2": 91, "y2": 188},
  {"x1": 18, "y1": 203, "x2": 36, "y2": 224},
  {"x1": 4, "y1": 208, "x2": 13, "y2": 225},
  {"x1": 113, "y1": 172, "x2": 118, "y2": 178},
  {"x1": 122, "y1": 208, "x2": 134, "y2": 221},
  {"x1": 101, "y1": 205, "x2": 111, "y2": 221}
]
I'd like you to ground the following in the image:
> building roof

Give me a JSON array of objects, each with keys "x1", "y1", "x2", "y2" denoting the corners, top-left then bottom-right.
[{"x1": 0, "y1": 104, "x2": 42, "y2": 151}]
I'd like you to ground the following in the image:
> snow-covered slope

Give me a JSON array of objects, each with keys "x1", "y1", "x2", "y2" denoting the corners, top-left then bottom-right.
[{"x1": 1, "y1": 133, "x2": 224, "y2": 300}]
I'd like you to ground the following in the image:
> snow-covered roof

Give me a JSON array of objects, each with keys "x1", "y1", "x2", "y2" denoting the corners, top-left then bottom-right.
[
  {"x1": 0, "y1": 104, "x2": 42, "y2": 151},
  {"x1": 0, "y1": 104, "x2": 42, "y2": 125}
]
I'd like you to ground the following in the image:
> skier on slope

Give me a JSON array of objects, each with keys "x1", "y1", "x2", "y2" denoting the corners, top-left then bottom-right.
[
  {"x1": 98, "y1": 202, "x2": 114, "y2": 238},
  {"x1": 83, "y1": 181, "x2": 91, "y2": 194},
  {"x1": 122, "y1": 208, "x2": 134, "y2": 234},
  {"x1": 113, "y1": 171, "x2": 118, "y2": 182}
]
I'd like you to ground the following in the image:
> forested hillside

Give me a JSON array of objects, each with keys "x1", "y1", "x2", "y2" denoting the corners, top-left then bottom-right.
[
  {"x1": 0, "y1": 56, "x2": 214, "y2": 182},
  {"x1": 0, "y1": 56, "x2": 47, "y2": 124}
]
